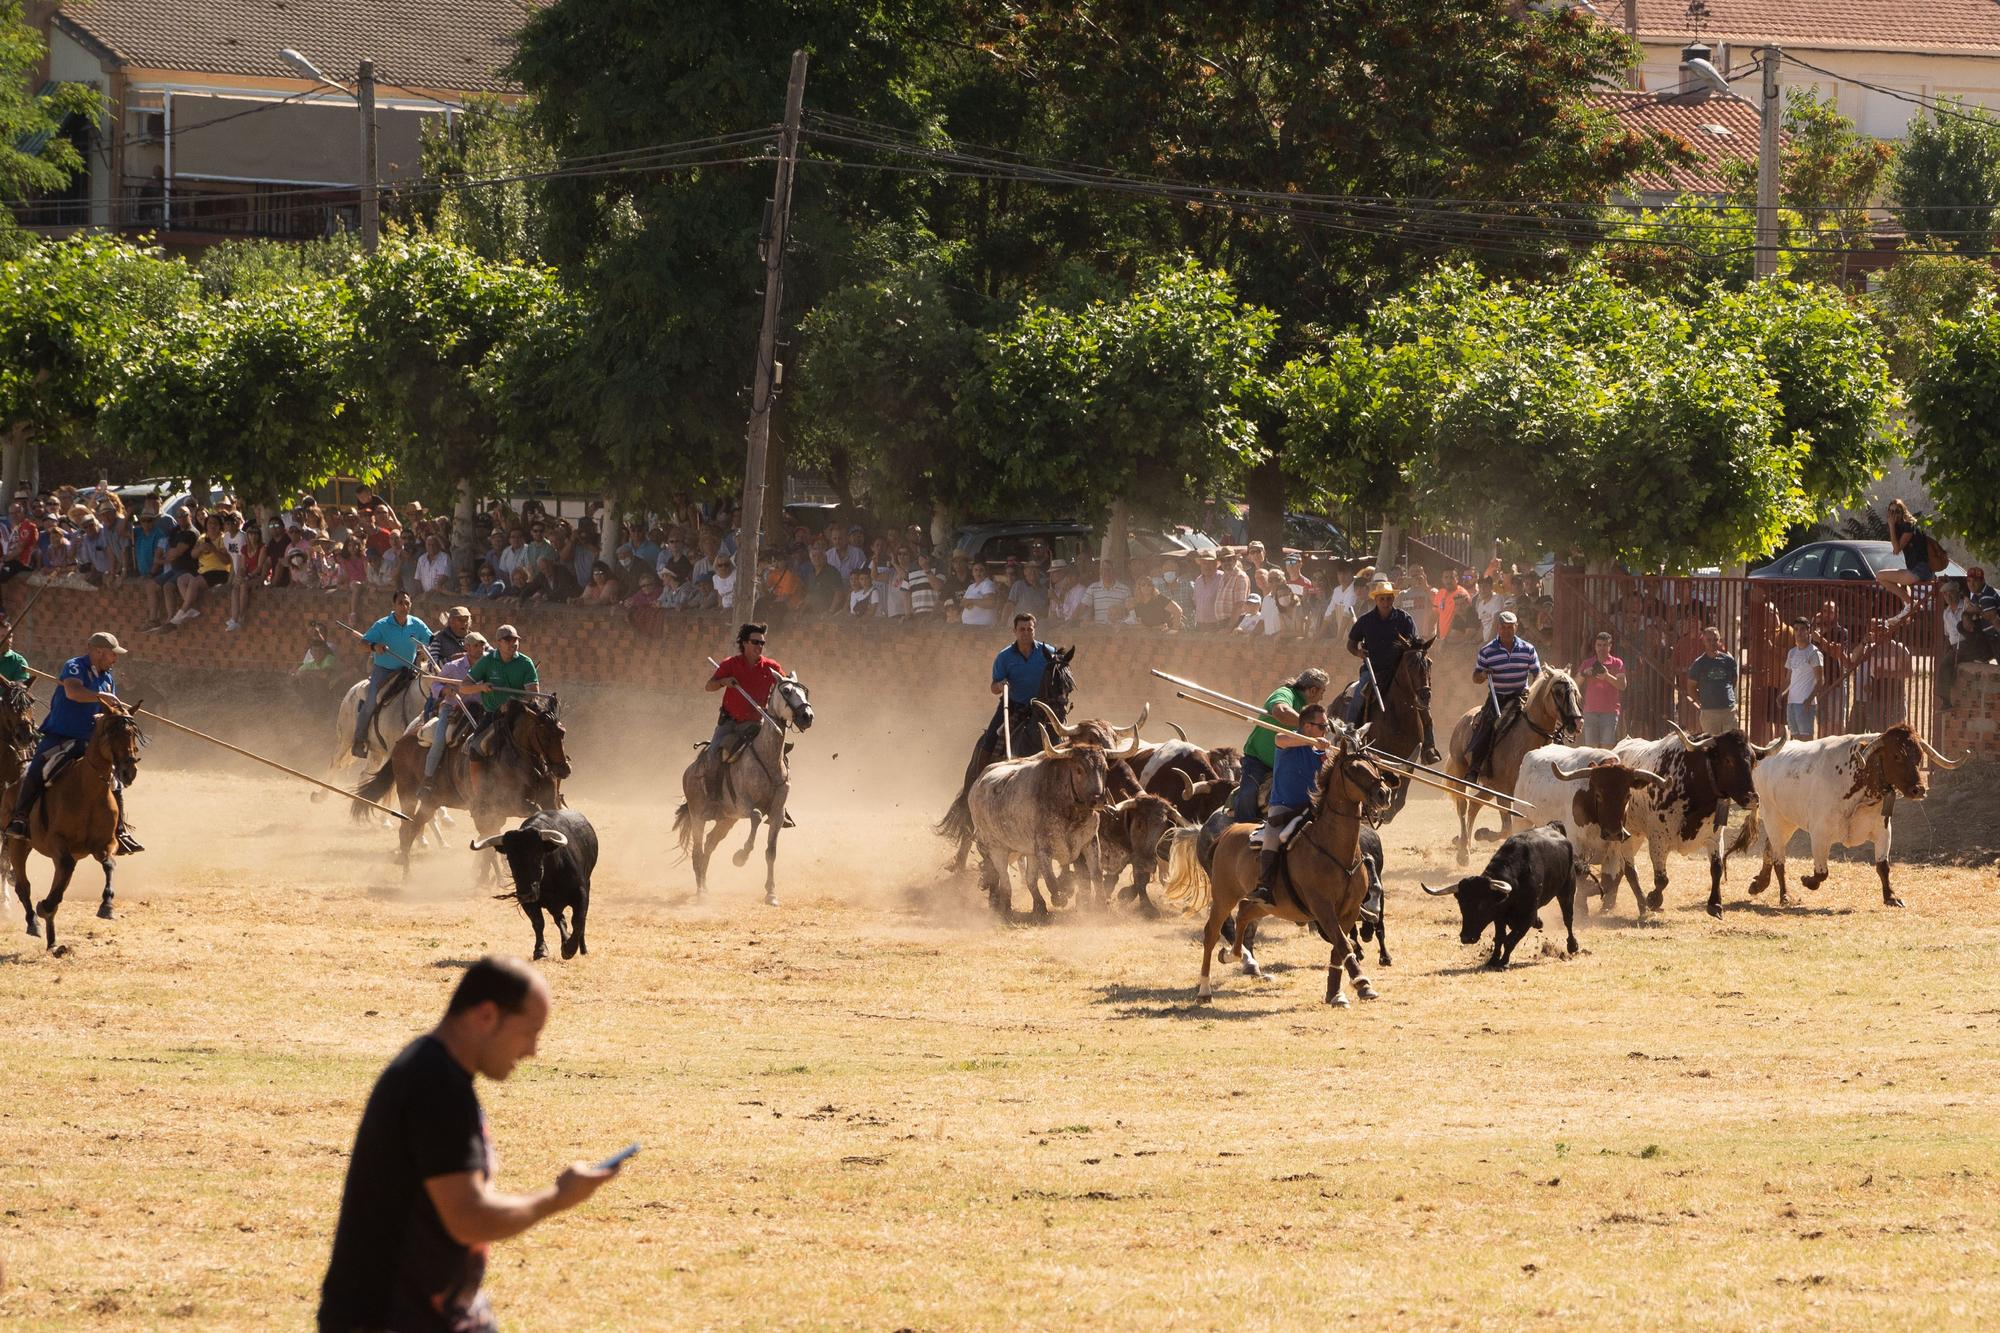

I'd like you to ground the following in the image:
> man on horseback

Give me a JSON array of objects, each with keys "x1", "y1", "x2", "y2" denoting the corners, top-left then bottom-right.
[
  {"x1": 1467, "y1": 611, "x2": 1540, "y2": 782},
  {"x1": 1344, "y1": 579, "x2": 1437, "y2": 764},
  {"x1": 0, "y1": 615, "x2": 27, "y2": 685},
  {"x1": 1246, "y1": 702, "x2": 1333, "y2": 905},
  {"x1": 1233, "y1": 667, "x2": 1329, "y2": 821},
  {"x1": 703, "y1": 623, "x2": 780, "y2": 800},
  {"x1": 5, "y1": 631, "x2": 140, "y2": 854},
  {"x1": 429, "y1": 604, "x2": 474, "y2": 666},
  {"x1": 457, "y1": 624, "x2": 540, "y2": 760},
  {"x1": 984, "y1": 613, "x2": 1054, "y2": 762},
  {"x1": 349, "y1": 591, "x2": 433, "y2": 759},
  {"x1": 415, "y1": 631, "x2": 489, "y2": 804}
]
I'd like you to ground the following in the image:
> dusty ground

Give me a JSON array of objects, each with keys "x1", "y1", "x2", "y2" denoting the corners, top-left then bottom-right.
[{"x1": 2, "y1": 698, "x2": 1998, "y2": 1330}]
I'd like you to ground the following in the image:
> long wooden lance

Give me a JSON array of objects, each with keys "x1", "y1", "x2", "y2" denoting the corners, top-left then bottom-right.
[
  {"x1": 1168, "y1": 688, "x2": 1520, "y2": 816},
  {"x1": 1151, "y1": 668, "x2": 1528, "y2": 809},
  {"x1": 24, "y1": 666, "x2": 411, "y2": 821}
]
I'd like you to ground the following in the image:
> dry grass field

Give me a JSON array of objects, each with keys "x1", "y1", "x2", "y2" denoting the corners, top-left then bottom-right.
[{"x1": 3, "y1": 711, "x2": 1999, "y2": 1329}]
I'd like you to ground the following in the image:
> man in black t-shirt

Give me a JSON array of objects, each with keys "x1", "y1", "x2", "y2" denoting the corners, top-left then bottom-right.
[{"x1": 319, "y1": 958, "x2": 621, "y2": 1333}]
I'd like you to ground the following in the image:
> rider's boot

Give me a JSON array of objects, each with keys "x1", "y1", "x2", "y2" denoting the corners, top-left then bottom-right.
[
  {"x1": 1246, "y1": 848, "x2": 1280, "y2": 906},
  {"x1": 350, "y1": 707, "x2": 371, "y2": 759},
  {"x1": 113, "y1": 788, "x2": 143, "y2": 855},
  {"x1": 6, "y1": 757, "x2": 46, "y2": 840},
  {"x1": 1421, "y1": 714, "x2": 1441, "y2": 767}
]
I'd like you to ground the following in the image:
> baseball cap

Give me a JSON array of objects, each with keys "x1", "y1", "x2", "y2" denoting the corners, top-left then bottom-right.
[
  {"x1": 1498, "y1": 611, "x2": 1519, "y2": 625},
  {"x1": 88, "y1": 631, "x2": 128, "y2": 655},
  {"x1": 446, "y1": 604, "x2": 471, "y2": 618},
  {"x1": 495, "y1": 624, "x2": 521, "y2": 642}
]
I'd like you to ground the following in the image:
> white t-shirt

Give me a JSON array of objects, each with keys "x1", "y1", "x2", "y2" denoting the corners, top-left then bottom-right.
[
  {"x1": 416, "y1": 551, "x2": 452, "y2": 592},
  {"x1": 1477, "y1": 594, "x2": 1506, "y2": 639},
  {"x1": 1086, "y1": 580, "x2": 1131, "y2": 623},
  {"x1": 961, "y1": 578, "x2": 998, "y2": 626},
  {"x1": 713, "y1": 568, "x2": 738, "y2": 610},
  {"x1": 1785, "y1": 645, "x2": 1824, "y2": 705},
  {"x1": 1942, "y1": 600, "x2": 1965, "y2": 649},
  {"x1": 848, "y1": 583, "x2": 881, "y2": 616}
]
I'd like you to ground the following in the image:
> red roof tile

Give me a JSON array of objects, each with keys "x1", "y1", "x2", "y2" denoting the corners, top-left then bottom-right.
[
  {"x1": 56, "y1": 0, "x2": 545, "y2": 95},
  {"x1": 1621, "y1": 0, "x2": 2000, "y2": 56},
  {"x1": 1590, "y1": 89, "x2": 1770, "y2": 196}
]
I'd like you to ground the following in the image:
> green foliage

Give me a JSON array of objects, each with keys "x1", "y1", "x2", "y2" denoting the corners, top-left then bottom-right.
[
  {"x1": 0, "y1": 234, "x2": 191, "y2": 447},
  {"x1": 416, "y1": 96, "x2": 555, "y2": 262},
  {"x1": 0, "y1": 0, "x2": 100, "y2": 231},
  {"x1": 342, "y1": 236, "x2": 570, "y2": 504},
  {"x1": 1891, "y1": 100, "x2": 2000, "y2": 256},
  {"x1": 1869, "y1": 253, "x2": 2000, "y2": 380},
  {"x1": 1909, "y1": 294, "x2": 2000, "y2": 553},
  {"x1": 958, "y1": 262, "x2": 1276, "y2": 519},
  {"x1": 1280, "y1": 263, "x2": 1895, "y2": 569},
  {"x1": 1606, "y1": 197, "x2": 1756, "y2": 294},
  {"x1": 1721, "y1": 89, "x2": 1891, "y2": 284},
  {"x1": 194, "y1": 236, "x2": 361, "y2": 300},
  {"x1": 102, "y1": 283, "x2": 372, "y2": 502}
]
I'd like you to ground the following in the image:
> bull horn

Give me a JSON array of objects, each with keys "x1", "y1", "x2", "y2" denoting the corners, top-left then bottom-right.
[
  {"x1": 1113, "y1": 732, "x2": 1143, "y2": 759},
  {"x1": 1040, "y1": 729, "x2": 1060, "y2": 759},
  {"x1": 1631, "y1": 768, "x2": 1665, "y2": 786},
  {"x1": 1668, "y1": 720, "x2": 1716, "y2": 752},
  {"x1": 1109, "y1": 797, "x2": 1139, "y2": 815},
  {"x1": 1420, "y1": 881, "x2": 1455, "y2": 896},
  {"x1": 1750, "y1": 734, "x2": 1786, "y2": 759},
  {"x1": 535, "y1": 828, "x2": 570, "y2": 846},
  {"x1": 1032, "y1": 698, "x2": 1080, "y2": 740},
  {"x1": 1916, "y1": 735, "x2": 1967, "y2": 770},
  {"x1": 1552, "y1": 764, "x2": 1594, "y2": 782},
  {"x1": 1167, "y1": 721, "x2": 1188, "y2": 741},
  {"x1": 1169, "y1": 769, "x2": 1194, "y2": 799},
  {"x1": 1109, "y1": 703, "x2": 1151, "y2": 740},
  {"x1": 1490, "y1": 878, "x2": 1514, "y2": 901},
  {"x1": 469, "y1": 833, "x2": 506, "y2": 851}
]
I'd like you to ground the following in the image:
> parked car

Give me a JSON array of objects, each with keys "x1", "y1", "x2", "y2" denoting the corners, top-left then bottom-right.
[
  {"x1": 109, "y1": 477, "x2": 227, "y2": 518},
  {"x1": 1284, "y1": 512, "x2": 1360, "y2": 557},
  {"x1": 952, "y1": 521, "x2": 1094, "y2": 568},
  {"x1": 1751, "y1": 539, "x2": 1966, "y2": 583}
]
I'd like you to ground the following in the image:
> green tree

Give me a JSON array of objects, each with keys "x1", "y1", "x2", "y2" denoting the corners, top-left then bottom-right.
[
  {"x1": 1722, "y1": 89, "x2": 1891, "y2": 284},
  {"x1": 0, "y1": 234, "x2": 191, "y2": 499},
  {"x1": 194, "y1": 236, "x2": 360, "y2": 299},
  {"x1": 1909, "y1": 294, "x2": 2000, "y2": 554},
  {"x1": 102, "y1": 283, "x2": 373, "y2": 503},
  {"x1": 1891, "y1": 99, "x2": 2000, "y2": 256},
  {"x1": 415, "y1": 95, "x2": 555, "y2": 263},
  {"x1": 0, "y1": 0, "x2": 102, "y2": 254},
  {"x1": 344, "y1": 237, "x2": 572, "y2": 566},
  {"x1": 1869, "y1": 253, "x2": 2000, "y2": 380}
]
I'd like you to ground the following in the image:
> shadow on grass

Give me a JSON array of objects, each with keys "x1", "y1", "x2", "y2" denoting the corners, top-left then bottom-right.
[
  {"x1": 1090, "y1": 982, "x2": 1289, "y2": 1020},
  {"x1": 1726, "y1": 901, "x2": 1856, "y2": 918},
  {"x1": 429, "y1": 957, "x2": 485, "y2": 969}
]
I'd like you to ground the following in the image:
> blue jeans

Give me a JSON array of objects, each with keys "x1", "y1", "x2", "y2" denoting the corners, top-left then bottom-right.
[
  {"x1": 1786, "y1": 701, "x2": 1817, "y2": 740},
  {"x1": 1346, "y1": 663, "x2": 1376, "y2": 725},
  {"x1": 1233, "y1": 754, "x2": 1272, "y2": 821},
  {"x1": 1582, "y1": 712, "x2": 1619, "y2": 749},
  {"x1": 353, "y1": 664, "x2": 400, "y2": 746}
]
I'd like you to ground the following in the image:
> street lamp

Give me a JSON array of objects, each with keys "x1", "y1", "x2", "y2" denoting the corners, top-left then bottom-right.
[
  {"x1": 278, "y1": 46, "x2": 377, "y2": 249},
  {"x1": 1680, "y1": 47, "x2": 1782, "y2": 279}
]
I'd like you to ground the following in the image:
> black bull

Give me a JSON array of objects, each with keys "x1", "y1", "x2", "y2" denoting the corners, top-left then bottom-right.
[{"x1": 475, "y1": 807, "x2": 599, "y2": 961}]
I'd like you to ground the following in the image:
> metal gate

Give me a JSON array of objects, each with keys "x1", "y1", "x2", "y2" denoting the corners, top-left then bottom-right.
[{"x1": 1552, "y1": 570, "x2": 1943, "y2": 742}]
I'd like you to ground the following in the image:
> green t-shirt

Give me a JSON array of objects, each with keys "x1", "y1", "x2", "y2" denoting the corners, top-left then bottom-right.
[
  {"x1": 1242, "y1": 683, "x2": 1299, "y2": 769},
  {"x1": 468, "y1": 650, "x2": 540, "y2": 697},
  {"x1": 1687, "y1": 653, "x2": 1739, "y2": 710},
  {"x1": 0, "y1": 650, "x2": 27, "y2": 684}
]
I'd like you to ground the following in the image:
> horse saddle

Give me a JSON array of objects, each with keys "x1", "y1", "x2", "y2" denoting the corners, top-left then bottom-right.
[
  {"x1": 37, "y1": 740, "x2": 84, "y2": 784},
  {"x1": 1249, "y1": 811, "x2": 1310, "y2": 851}
]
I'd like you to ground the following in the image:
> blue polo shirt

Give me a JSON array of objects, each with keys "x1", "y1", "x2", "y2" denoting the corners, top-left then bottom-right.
[
  {"x1": 1270, "y1": 743, "x2": 1327, "y2": 810},
  {"x1": 43, "y1": 654, "x2": 113, "y2": 741},
  {"x1": 1475, "y1": 636, "x2": 1541, "y2": 694},
  {"x1": 992, "y1": 641, "x2": 1054, "y2": 706},
  {"x1": 362, "y1": 613, "x2": 434, "y2": 671}
]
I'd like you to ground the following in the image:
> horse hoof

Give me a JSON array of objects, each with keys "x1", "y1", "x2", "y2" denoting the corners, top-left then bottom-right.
[
  {"x1": 96, "y1": 904, "x2": 114, "y2": 921},
  {"x1": 1706, "y1": 902, "x2": 1722, "y2": 920},
  {"x1": 24, "y1": 917, "x2": 38, "y2": 937},
  {"x1": 1356, "y1": 980, "x2": 1379, "y2": 1001},
  {"x1": 49, "y1": 942, "x2": 68, "y2": 958},
  {"x1": 764, "y1": 893, "x2": 780, "y2": 908},
  {"x1": 560, "y1": 937, "x2": 579, "y2": 960},
  {"x1": 1197, "y1": 989, "x2": 1213, "y2": 1004},
  {"x1": 532, "y1": 946, "x2": 548, "y2": 961},
  {"x1": 1328, "y1": 991, "x2": 1350, "y2": 1008},
  {"x1": 732, "y1": 850, "x2": 752, "y2": 868},
  {"x1": 1645, "y1": 890, "x2": 1665, "y2": 910},
  {"x1": 1883, "y1": 895, "x2": 1904, "y2": 909}
]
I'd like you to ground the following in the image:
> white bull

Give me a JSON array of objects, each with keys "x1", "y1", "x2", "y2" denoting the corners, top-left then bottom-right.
[
  {"x1": 967, "y1": 736, "x2": 1123, "y2": 917},
  {"x1": 1514, "y1": 744, "x2": 1662, "y2": 916},
  {"x1": 1742, "y1": 725, "x2": 1963, "y2": 910}
]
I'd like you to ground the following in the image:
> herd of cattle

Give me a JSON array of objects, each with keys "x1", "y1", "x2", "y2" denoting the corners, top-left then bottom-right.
[{"x1": 947, "y1": 683, "x2": 1966, "y2": 1004}]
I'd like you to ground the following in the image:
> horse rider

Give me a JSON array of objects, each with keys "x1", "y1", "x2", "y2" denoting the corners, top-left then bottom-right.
[
  {"x1": 5, "y1": 630, "x2": 141, "y2": 854},
  {"x1": 1345, "y1": 578, "x2": 1438, "y2": 763},
  {"x1": 985, "y1": 612, "x2": 1054, "y2": 762},
  {"x1": 1245, "y1": 702, "x2": 1334, "y2": 905},
  {"x1": 348, "y1": 591, "x2": 433, "y2": 759},
  {"x1": 704, "y1": 623, "x2": 781, "y2": 799},
  {"x1": 1467, "y1": 610, "x2": 1541, "y2": 781},
  {"x1": 455, "y1": 623, "x2": 540, "y2": 759},
  {"x1": 0, "y1": 615, "x2": 28, "y2": 685},
  {"x1": 429, "y1": 604, "x2": 474, "y2": 667},
  {"x1": 1234, "y1": 667, "x2": 1330, "y2": 821},
  {"x1": 415, "y1": 631, "x2": 489, "y2": 803}
]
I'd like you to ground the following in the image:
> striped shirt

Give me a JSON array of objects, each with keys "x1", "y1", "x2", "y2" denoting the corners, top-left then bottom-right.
[{"x1": 1475, "y1": 636, "x2": 1541, "y2": 694}]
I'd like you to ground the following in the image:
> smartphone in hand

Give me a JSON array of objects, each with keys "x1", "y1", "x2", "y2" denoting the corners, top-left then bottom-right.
[{"x1": 598, "y1": 1143, "x2": 640, "y2": 1171}]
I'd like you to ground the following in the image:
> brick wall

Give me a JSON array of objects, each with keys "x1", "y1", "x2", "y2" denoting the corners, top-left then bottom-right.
[
  {"x1": 1940, "y1": 661, "x2": 2000, "y2": 761},
  {"x1": 0, "y1": 580, "x2": 1418, "y2": 733}
]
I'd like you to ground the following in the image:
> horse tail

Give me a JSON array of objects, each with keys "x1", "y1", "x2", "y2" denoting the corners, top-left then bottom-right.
[
  {"x1": 351, "y1": 759, "x2": 396, "y2": 822},
  {"x1": 673, "y1": 802, "x2": 693, "y2": 863},
  {"x1": 936, "y1": 789, "x2": 973, "y2": 843},
  {"x1": 1158, "y1": 826, "x2": 1211, "y2": 916}
]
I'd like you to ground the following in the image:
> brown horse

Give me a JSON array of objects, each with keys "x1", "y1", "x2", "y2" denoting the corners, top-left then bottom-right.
[
  {"x1": 9, "y1": 705, "x2": 144, "y2": 951},
  {"x1": 1445, "y1": 667, "x2": 1581, "y2": 865},
  {"x1": 1178, "y1": 734, "x2": 1402, "y2": 1006},
  {"x1": 353, "y1": 697, "x2": 570, "y2": 875},
  {"x1": 1335, "y1": 636, "x2": 1435, "y2": 818}
]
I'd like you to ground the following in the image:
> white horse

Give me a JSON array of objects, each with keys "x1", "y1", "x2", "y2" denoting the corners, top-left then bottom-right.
[{"x1": 314, "y1": 674, "x2": 445, "y2": 841}]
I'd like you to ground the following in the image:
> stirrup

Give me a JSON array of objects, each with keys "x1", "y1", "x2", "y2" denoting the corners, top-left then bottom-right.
[
  {"x1": 1247, "y1": 882, "x2": 1276, "y2": 905},
  {"x1": 4, "y1": 818, "x2": 26, "y2": 841},
  {"x1": 115, "y1": 828, "x2": 143, "y2": 855}
]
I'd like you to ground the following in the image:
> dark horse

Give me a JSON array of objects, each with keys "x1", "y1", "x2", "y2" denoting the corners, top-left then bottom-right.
[
  {"x1": 354, "y1": 697, "x2": 571, "y2": 876},
  {"x1": 937, "y1": 644, "x2": 1076, "y2": 869},
  {"x1": 9, "y1": 704, "x2": 143, "y2": 951},
  {"x1": 1334, "y1": 636, "x2": 1435, "y2": 819}
]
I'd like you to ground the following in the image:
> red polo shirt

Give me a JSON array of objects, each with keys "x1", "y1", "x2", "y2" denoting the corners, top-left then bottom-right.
[{"x1": 711, "y1": 653, "x2": 784, "y2": 722}]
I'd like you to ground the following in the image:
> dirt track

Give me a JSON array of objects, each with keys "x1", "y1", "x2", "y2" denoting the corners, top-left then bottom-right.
[{"x1": 2, "y1": 695, "x2": 1999, "y2": 1328}]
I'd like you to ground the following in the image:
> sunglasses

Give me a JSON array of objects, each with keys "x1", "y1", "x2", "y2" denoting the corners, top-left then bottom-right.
[{"x1": 747, "y1": 638, "x2": 767, "y2": 646}]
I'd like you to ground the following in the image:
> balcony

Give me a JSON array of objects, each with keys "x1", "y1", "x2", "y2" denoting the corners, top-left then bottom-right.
[{"x1": 117, "y1": 175, "x2": 362, "y2": 243}]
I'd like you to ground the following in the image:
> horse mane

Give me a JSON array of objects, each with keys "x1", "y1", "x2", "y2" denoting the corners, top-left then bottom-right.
[{"x1": 1526, "y1": 665, "x2": 1575, "y2": 709}]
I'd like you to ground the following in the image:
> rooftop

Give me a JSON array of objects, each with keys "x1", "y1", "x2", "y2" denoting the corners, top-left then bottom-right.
[
  {"x1": 1618, "y1": 0, "x2": 2000, "y2": 56},
  {"x1": 55, "y1": 0, "x2": 545, "y2": 95},
  {"x1": 1592, "y1": 88, "x2": 1769, "y2": 196}
]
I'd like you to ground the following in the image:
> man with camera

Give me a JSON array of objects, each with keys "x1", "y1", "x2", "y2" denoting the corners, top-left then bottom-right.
[{"x1": 1575, "y1": 630, "x2": 1627, "y2": 749}]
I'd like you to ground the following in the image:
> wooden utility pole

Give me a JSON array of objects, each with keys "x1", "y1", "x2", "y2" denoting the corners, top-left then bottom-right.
[
  {"x1": 736, "y1": 50, "x2": 809, "y2": 621},
  {"x1": 358, "y1": 58, "x2": 380, "y2": 251},
  {"x1": 1755, "y1": 45, "x2": 1781, "y2": 280}
]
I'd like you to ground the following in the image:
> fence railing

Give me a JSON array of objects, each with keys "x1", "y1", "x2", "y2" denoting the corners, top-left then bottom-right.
[{"x1": 1552, "y1": 569, "x2": 1943, "y2": 742}]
